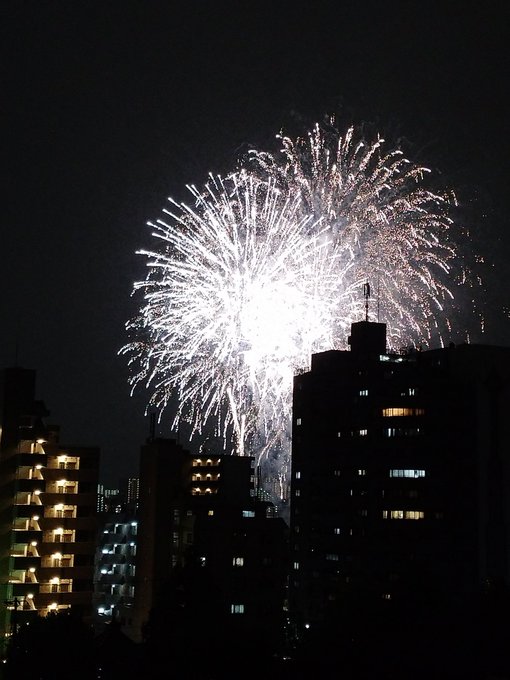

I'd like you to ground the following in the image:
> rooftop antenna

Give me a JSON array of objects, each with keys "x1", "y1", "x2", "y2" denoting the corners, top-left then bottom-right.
[{"x1": 363, "y1": 281, "x2": 371, "y2": 322}]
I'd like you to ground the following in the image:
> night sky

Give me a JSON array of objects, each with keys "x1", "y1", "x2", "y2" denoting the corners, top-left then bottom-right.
[{"x1": 2, "y1": 1, "x2": 509, "y2": 486}]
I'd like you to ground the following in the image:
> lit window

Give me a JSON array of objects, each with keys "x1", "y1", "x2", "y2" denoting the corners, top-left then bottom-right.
[
  {"x1": 382, "y1": 407, "x2": 425, "y2": 417},
  {"x1": 326, "y1": 554, "x2": 339, "y2": 561},
  {"x1": 334, "y1": 528, "x2": 341, "y2": 535},
  {"x1": 295, "y1": 490, "x2": 300, "y2": 497},
  {"x1": 295, "y1": 471, "x2": 301, "y2": 479},
  {"x1": 293, "y1": 562, "x2": 300, "y2": 570},
  {"x1": 358, "y1": 469, "x2": 366, "y2": 476},
  {"x1": 208, "y1": 510, "x2": 214, "y2": 516},
  {"x1": 242, "y1": 510, "x2": 255, "y2": 518},
  {"x1": 232, "y1": 557, "x2": 244, "y2": 567},
  {"x1": 231, "y1": 604, "x2": 244, "y2": 614},
  {"x1": 384, "y1": 427, "x2": 421, "y2": 437},
  {"x1": 359, "y1": 389, "x2": 368, "y2": 396},
  {"x1": 334, "y1": 470, "x2": 341, "y2": 477},
  {"x1": 296, "y1": 418, "x2": 302, "y2": 426},
  {"x1": 359, "y1": 429, "x2": 368, "y2": 436},
  {"x1": 382, "y1": 593, "x2": 392, "y2": 600},
  {"x1": 384, "y1": 510, "x2": 424, "y2": 520},
  {"x1": 337, "y1": 432, "x2": 341, "y2": 438},
  {"x1": 389, "y1": 469, "x2": 426, "y2": 478}
]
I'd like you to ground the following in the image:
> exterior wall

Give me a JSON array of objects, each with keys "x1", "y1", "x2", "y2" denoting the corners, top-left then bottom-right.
[
  {"x1": 93, "y1": 513, "x2": 137, "y2": 633},
  {"x1": 132, "y1": 437, "x2": 288, "y2": 645},
  {"x1": 0, "y1": 367, "x2": 99, "y2": 647},
  {"x1": 289, "y1": 323, "x2": 510, "y2": 628}
]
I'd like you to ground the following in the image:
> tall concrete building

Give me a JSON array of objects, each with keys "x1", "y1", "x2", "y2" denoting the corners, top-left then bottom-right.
[
  {"x1": 131, "y1": 437, "x2": 288, "y2": 653},
  {"x1": 289, "y1": 321, "x2": 510, "y2": 629},
  {"x1": 0, "y1": 367, "x2": 100, "y2": 647}
]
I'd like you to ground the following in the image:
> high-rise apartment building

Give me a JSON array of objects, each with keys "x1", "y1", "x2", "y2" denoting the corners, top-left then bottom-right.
[
  {"x1": 131, "y1": 437, "x2": 288, "y2": 649},
  {"x1": 0, "y1": 367, "x2": 100, "y2": 646},
  {"x1": 93, "y1": 513, "x2": 137, "y2": 632},
  {"x1": 290, "y1": 320, "x2": 510, "y2": 629}
]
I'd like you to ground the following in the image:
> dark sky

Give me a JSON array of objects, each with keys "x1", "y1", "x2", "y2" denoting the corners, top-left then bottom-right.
[{"x1": 2, "y1": 0, "x2": 510, "y2": 486}]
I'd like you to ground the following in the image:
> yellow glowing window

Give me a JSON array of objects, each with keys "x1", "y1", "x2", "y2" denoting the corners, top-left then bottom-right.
[
  {"x1": 382, "y1": 407, "x2": 425, "y2": 417},
  {"x1": 385, "y1": 510, "x2": 424, "y2": 520},
  {"x1": 405, "y1": 511, "x2": 424, "y2": 520}
]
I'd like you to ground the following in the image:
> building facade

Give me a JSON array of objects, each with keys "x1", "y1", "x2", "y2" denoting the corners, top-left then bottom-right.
[
  {"x1": 131, "y1": 437, "x2": 289, "y2": 650},
  {"x1": 290, "y1": 321, "x2": 510, "y2": 629},
  {"x1": 93, "y1": 513, "x2": 137, "y2": 633},
  {"x1": 0, "y1": 367, "x2": 99, "y2": 646}
]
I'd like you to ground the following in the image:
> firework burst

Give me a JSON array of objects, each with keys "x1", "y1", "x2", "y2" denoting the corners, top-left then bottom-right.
[{"x1": 122, "y1": 119, "x2": 468, "y2": 503}]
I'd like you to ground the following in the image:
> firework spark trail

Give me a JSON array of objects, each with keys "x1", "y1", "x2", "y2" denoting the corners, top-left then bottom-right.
[
  {"x1": 250, "y1": 120, "x2": 458, "y2": 346},
  {"x1": 123, "y1": 170, "x2": 342, "y2": 470},
  {"x1": 122, "y1": 119, "x2": 466, "y2": 503}
]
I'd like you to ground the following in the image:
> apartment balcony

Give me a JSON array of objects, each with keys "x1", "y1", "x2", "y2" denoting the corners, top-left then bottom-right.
[
  {"x1": 37, "y1": 556, "x2": 70, "y2": 571},
  {"x1": 10, "y1": 555, "x2": 40, "y2": 571},
  {"x1": 12, "y1": 504, "x2": 43, "y2": 519},
  {"x1": 15, "y1": 465, "x2": 45, "y2": 481},
  {"x1": 35, "y1": 590, "x2": 94, "y2": 610},
  {"x1": 42, "y1": 492, "x2": 97, "y2": 507},
  {"x1": 40, "y1": 540, "x2": 96, "y2": 555},
  {"x1": 41, "y1": 517, "x2": 94, "y2": 532},
  {"x1": 13, "y1": 478, "x2": 46, "y2": 494},
  {"x1": 11, "y1": 528, "x2": 41, "y2": 544}
]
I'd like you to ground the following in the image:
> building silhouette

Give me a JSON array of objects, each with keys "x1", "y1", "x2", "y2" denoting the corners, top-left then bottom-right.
[
  {"x1": 93, "y1": 513, "x2": 137, "y2": 633},
  {"x1": 290, "y1": 320, "x2": 510, "y2": 631},
  {"x1": 0, "y1": 367, "x2": 99, "y2": 649},
  {"x1": 131, "y1": 436, "x2": 289, "y2": 667}
]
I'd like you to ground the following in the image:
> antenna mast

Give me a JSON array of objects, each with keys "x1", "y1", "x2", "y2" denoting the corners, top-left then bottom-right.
[{"x1": 363, "y1": 281, "x2": 371, "y2": 322}]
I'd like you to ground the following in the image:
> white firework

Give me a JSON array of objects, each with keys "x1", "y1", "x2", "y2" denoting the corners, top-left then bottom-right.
[
  {"x1": 251, "y1": 120, "x2": 459, "y2": 347},
  {"x1": 122, "y1": 120, "x2": 465, "y2": 503}
]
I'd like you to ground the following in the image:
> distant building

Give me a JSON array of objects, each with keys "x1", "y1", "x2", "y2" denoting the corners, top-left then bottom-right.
[
  {"x1": 290, "y1": 321, "x2": 510, "y2": 629},
  {"x1": 125, "y1": 478, "x2": 139, "y2": 509},
  {"x1": 93, "y1": 513, "x2": 137, "y2": 633},
  {"x1": 131, "y1": 437, "x2": 288, "y2": 647},
  {"x1": 0, "y1": 367, "x2": 100, "y2": 647},
  {"x1": 97, "y1": 486, "x2": 122, "y2": 514}
]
